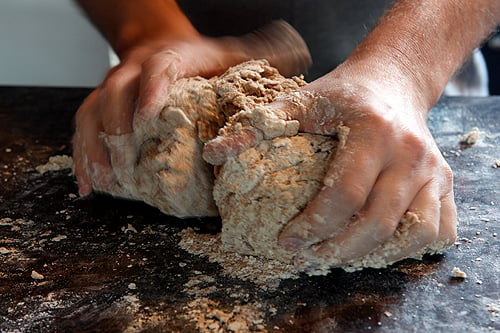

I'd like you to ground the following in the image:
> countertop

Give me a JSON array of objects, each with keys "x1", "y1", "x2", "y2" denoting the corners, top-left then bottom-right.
[{"x1": 0, "y1": 87, "x2": 498, "y2": 332}]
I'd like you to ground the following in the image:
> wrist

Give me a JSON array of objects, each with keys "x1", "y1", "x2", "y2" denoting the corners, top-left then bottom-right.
[
  {"x1": 339, "y1": 27, "x2": 445, "y2": 114},
  {"x1": 331, "y1": 0, "x2": 500, "y2": 114},
  {"x1": 324, "y1": 53, "x2": 433, "y2": 116},
  {"x1": 77, "y1": 0, "x2": 201, "y2": 59},
  {"x1": 113, "y1": 18, "x2": 200, "y2": 59}
]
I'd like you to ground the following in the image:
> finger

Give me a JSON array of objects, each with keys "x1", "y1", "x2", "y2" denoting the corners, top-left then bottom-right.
[
  {"x1": 291, "y1": 166, "x2": 423, "y2": 270},
  {"x1": 202, "y1": 128, "x2": 263, "y2": 165},
  {"x1": 72, "y1": 130, "x2": 92, "y2": 197},
  {"x1": 73, "y1": 91, "x2": 99, "y2": 196},
  {"x1": 239, "y1": 20, "x2": 312, "y2": 77},
  {"x1": 423, "y1": 192, "x2": 457, "y2": 254},
  {"x1": 279, "y1": 128, "x2": 387, "y2": 251},
  {"x1": 103, "y1": 133, "x2": 137, "y2": 184},
  {"x1": 99, "y1": 66, "x2": 139, "y2": 173},
  {"x1": 361, "y1": 181, "x2": 443, "y2": 267},
  {"x1": 134, "y1": 51, "x2": 180, "y2": 131},
  {"x1": 73, "y1": 90, "x2": 113, "y2": 195},
  {"x1": 100, "y1": 66, "x2": 139, "y2": 136}
]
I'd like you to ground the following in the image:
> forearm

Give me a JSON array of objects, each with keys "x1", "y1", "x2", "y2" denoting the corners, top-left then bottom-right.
[
  {"x1": 75, "y1": 0, "x2": 199, "y2": 58},
  {"x1": 339, "y1": 0, "x2": 500, "y2": 111}
]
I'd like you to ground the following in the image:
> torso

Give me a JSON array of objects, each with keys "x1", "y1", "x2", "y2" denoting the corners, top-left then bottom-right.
[{"x1": 178, "y1": 0, "x2": 395, "y2": 79}]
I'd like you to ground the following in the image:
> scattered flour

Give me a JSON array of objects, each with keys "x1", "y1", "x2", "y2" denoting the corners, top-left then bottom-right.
[
  {"x1": 178, "y1": 228, "x2": 298, "y2": 289},
  {"x1": 36, "y1": 155, "x2": 74, "y2": 174},
  {"x1": 183, "y1": 297, "x2": 267, "y2": 333}
]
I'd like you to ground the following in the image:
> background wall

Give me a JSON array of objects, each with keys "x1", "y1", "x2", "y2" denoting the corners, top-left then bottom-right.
[{"x1": 0, "y1": 0, "x2": 110, "y2": 87}]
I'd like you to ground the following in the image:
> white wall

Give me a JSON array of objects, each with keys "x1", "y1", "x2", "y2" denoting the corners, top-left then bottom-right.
[{"x1": 0, "y1": 0, "x2": 111, "y2": 87}]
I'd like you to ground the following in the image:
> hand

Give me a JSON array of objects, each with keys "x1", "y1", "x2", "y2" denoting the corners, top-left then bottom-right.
[
  {"x1": 203, "y1": 63, "x2": 457, "y2": 272},
  {"x1": 73, "y1": 21, "x2": 311, "y2": 196}
]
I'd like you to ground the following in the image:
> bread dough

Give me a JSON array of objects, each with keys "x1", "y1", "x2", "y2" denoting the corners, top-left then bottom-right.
[
  {"x1": 214, "y1": 133, "x2": 337, "y2": 263},
  {"x1": 100, "y1": 60, "x2": 305, "y2": 217}
]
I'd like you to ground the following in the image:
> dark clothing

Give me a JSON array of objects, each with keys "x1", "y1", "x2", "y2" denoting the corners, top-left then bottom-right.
[{"x1": 178, "y1": 0, "x2": 395, "y2": 80}]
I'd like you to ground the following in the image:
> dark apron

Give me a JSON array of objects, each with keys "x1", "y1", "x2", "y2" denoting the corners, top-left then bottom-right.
[{"x1": 178, "y1": 0, "x2": 395, "y2": 80}]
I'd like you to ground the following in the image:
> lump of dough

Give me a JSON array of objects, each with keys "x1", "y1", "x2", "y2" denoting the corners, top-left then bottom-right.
[
  {"x1": 214, "y1": 133, "x2": 451, "y2": 275},
  {"x1": 103, "y1": 77, "x2": 221, "y2": 217},
  {"x1": 99, "y1": 59, "x2": 305, "y2": 218},
  {"x1": 214, "y1": 133, "x2": 337, "y2": 263}
]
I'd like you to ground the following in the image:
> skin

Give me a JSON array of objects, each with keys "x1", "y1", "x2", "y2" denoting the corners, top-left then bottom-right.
[
  {"x1": 205, "y1": 0, "x2": 500, "y2": 268},
  {"x1": 74, "y1": 0, "x2": 500, "y2": 269}
]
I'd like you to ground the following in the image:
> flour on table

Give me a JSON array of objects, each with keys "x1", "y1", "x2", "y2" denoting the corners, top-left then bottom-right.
[
  {"x1": 179, "y1": 228, "x2": 298, "y2": 289},
  {"x1": 183, "y1": 297, "x2": 268, "y2": 333}
]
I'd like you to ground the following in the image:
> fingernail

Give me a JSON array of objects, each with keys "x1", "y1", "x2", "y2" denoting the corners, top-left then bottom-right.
[
  {"x1": 78, "y1": 183, "x2": 91, "y2": 197},
  {"x1": 280, "y1": 237, "x2": 305, "y2": 251}
]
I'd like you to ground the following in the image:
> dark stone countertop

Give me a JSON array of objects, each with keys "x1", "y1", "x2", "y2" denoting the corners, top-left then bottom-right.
[{"x1": 0, "y1": 87, "x2": 498, "y2": 332}]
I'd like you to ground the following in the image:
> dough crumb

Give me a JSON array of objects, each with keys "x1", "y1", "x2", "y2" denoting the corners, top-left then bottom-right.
[
  {"x1": 36, "y1": 155, "x2": 73, "y2": 174},
  {"x1": 123, "y1": 224, "x2": 138, "y2": 234},
  {"x1": 486, "y1": 303, "x2": 499, "y2": 316},
  {"x1": 451, "y1": 267, "x2": 467, "y2": 278},
  {"x1": 0, "y1": 247, "x2": 11, "y2": 254},
  {"x1": 460, "y1": 127, "x2": 481, "y2": 145},
  {"x1": 51, "y1": 235, "x2": 67, "y2": 242},
  {"x1": 31, "y1": 270, "x2": 44, "y2": 280},
  {"x1": 183, "y1": 297, "x2": 267, "y2": 333}
]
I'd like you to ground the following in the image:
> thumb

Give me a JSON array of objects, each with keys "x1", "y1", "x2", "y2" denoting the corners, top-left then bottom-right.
[
  {"x1": 202, "y1": 102, "x2": 300, "y2": 165},
  {"x1": 202, "y1": 88, "x2": 343, "y2": 165}
]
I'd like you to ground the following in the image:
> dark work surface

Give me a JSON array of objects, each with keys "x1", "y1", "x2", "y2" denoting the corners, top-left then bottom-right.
[{"x1": 0, "y1": 87, "x2": 498, "y2": 332}]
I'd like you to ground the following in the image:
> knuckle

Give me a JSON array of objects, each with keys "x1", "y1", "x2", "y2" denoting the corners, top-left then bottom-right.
[
  {"x1": 356, "y1": 107, "x2": 395, "y2": 135},
  {"x1": 141, "y1": 52, "x2": 177, "y2": 72},
  {"x1": 365, "y1": 108, "x2": 393, "y2": 128},
  {"x1": 342, "y1": 182, "x2": 369, "y2": 209},
  {"x1": 102, "y1": 73, "x2": 125, "y2": 93},
  {"x1": 441, "y1": 163, "x2": 454, "y2": 186},
  {"x1": 420, "y1": 219, "x2": 440, "y2": 245},
  {"x1": 74, "y1": 107, "x2": 86, "y2": 126},
  {"x1": 373, "y1": 216, "x2": 400, "y2": 242},
  {"x1": 141, "y1": 53, "x2": 164, "y2": 69},
  {"x1": 101, "y1": 67, "x2": 134, "y2": 94},
  {"x1": 403, "y1": 132, "x2": 428, "y2": 156},
  {"x1": 74, "y1": 91, "x2": 99, "y2": 125},
  {"x1": 397, "y1": 130, "x2": 431, "y2": 167}
]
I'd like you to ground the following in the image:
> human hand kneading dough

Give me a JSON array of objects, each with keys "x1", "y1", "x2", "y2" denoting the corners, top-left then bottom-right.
[
  {"x1": 204, "y1": 63, "x2": 458, "y2": 269},
  {"x1": 72, "y1": 0, "x2": 310, "y2": 196},
  {"x1": 203, "y1": 0, "x2": 500, "y2": 269}
]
